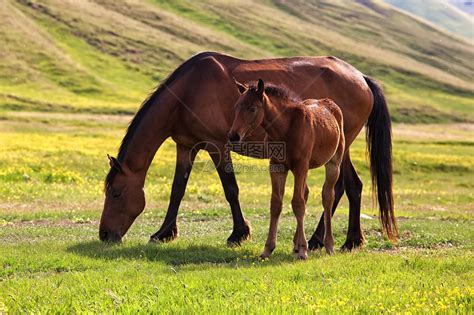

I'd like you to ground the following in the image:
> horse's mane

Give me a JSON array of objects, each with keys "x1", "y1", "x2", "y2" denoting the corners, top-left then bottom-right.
[
  {"x1": 248, "y1": 82, "x2": 301, "y2": 103},
  {"x1": 105, "y1": 52, "x2": 215, "y2": 190}
]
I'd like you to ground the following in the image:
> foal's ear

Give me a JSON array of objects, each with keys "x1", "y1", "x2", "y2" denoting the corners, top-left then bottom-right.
[
  {"x1": 107, "y1": 154, "x2": 123, "y2": 173},
  {"x1": 256, "y1": 78, "x2": 265, "y2": 99},
  {"x1": 233, "y1": 77, "x2": 248, "y2": 94}
]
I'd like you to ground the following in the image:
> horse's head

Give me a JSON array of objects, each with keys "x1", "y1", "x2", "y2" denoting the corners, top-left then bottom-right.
[
  {"x1": 99, "y1": 155, "x2": 145, "y2": 242},
  {"x1": 228, "y1": 78, "x2": 266, "y2": 143}
]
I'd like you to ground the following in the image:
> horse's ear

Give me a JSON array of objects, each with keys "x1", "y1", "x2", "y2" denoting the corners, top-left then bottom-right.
[
  {"x1": 256, "y1": 78, "x2": 265, "y2": 99},
  {"x1": 233, "y1": 77, "x2": 247, "y2": 94},
  {"x1": 107, "y1": 154, "x2": 123, "y2": 173}
]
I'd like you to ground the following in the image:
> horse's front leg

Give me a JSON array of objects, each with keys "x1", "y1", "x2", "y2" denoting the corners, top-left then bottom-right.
[
  {"x1": 261, "y1": 164, "x2": 288, "y2": 259},
  {"x1": 149, "y1": 143, "x2": 198, "y2": 243},
  {"x1": 209, "y1": 145, "x2": 251, "y2": 246},
  {"x1": 291, "y1": 165, "x2": 309, "y2": 260}
]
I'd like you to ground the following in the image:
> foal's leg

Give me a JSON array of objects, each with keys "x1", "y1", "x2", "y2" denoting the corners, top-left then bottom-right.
[
  {"x1": 261, "y1": 165, "x2": 288, "y2": 259},
  {"x1": 291, "y1": 167, "x2": 309, "y2": 260},
  {"x1": 308, "y1": 167, "x2": 344, "y2": 250},
  {"x1": 209, "y1": 147, "x2": 251, "y2": 246},
  {"x1": 322, "y1": 160, "x2": 341, "y2": 254},
  {"x1": 341, "y1": 156, "x2": 365, "y2": 251},
  {"x1": 150, "y1": 144, "x2": 198, "y2": 242},
  {"x1": 294, "y1": 183, "x2": 309, "y2": 253}
]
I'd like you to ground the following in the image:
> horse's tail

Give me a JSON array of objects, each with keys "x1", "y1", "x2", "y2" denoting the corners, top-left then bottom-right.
[{"x1": 364, "y1": 76, "x2": 398, "y2": 242}]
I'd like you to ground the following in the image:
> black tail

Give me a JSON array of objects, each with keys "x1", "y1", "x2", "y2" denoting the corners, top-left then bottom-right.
[{"x1": 364, "y1": 76, "x2": 398, "y2": 242}]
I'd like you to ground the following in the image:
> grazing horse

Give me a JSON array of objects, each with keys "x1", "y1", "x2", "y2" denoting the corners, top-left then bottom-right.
[
  {"x1": 229, "y1": 79, "x2": 345, "y2": 259},
  {"x1": 99, "y1": 52, "x2": 397, "y2": 249}
]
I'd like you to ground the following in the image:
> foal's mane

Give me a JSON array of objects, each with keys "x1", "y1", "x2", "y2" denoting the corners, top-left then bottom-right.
[{"x1": 105, "y1": 52, "x2": 215, "y2": 190}]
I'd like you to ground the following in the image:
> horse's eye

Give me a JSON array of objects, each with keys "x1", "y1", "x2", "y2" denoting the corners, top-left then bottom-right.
[
  {"x1": 109, "y1": 190, "x2": 121, "y2": 198},
  {"x1": 248, "y1": 107, "x2": 257, "y2": 113}
]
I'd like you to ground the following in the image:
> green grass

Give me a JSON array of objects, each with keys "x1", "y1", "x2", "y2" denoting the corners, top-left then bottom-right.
[
  {"x1": 1, "y1": 228, "x2": 473, "y2": 313},
  {"x1": 0, "y1": 115, "x2": 473, "y2": 312}
]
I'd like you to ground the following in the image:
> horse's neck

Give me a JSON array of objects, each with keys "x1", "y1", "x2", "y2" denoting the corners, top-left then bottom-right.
[
  {"x1": 262, "y1": 97, "x2": 292, "y2": 141},
  {"x1": 121, "y1": 93, "x2": 176, "y2": 178}
]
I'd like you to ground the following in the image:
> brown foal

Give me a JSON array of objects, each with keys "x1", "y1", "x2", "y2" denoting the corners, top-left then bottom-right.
[{"x1": 229, "y1": 79, "x2": 345, "y2": 259}]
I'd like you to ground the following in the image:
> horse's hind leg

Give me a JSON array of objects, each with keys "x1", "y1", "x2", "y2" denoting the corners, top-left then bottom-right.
[
  {"x1": 261, "y1": 165, "x2": 288, "y2": 259},
  {"x1": 308, "y1": 166, "x2": 344, "y2": 250},
  {"x1": 341, "y1": 155, "x2": 365, "y2": 251},
  {"x1": 150, "y1": 144, "x2": 198, "y2": 243},
  {"x1": 209, "y1": 146, "x2": 251, "y2": 246}
]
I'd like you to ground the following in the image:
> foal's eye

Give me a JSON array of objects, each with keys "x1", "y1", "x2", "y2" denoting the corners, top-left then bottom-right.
[{"x1": 248, "y1": 107, "x2": 257, "y2": 113}]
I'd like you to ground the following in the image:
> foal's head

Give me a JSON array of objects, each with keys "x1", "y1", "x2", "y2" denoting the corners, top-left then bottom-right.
[
  {"x1": 228, "y1": 78, "x2": 266, "y2": 143},
  {"x1": 100, "y1": 155, "x2": 146, "y2": 242}
]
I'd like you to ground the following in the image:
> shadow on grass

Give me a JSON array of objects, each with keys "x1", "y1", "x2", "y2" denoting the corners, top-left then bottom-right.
[{"x1": 67, "y1": 241, "x2": 300, "y2": 266}]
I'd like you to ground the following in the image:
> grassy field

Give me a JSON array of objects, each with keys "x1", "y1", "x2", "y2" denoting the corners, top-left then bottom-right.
[{"x1": 0, "y1": 113, "x2": 473, "y2": 312}]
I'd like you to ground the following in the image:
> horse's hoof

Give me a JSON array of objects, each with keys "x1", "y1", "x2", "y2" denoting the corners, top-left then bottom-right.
[
  {"x1": 227, "y1": 239, "x2": 241, "y2": 247},
  {"x1": 260, "y1": 251, "x2": 271, "y2": 260},
  {"x1": 149, "y1": 227, "x2": 178, "y2": 243},
  {"x1": 340, "y1": 238, "x2": 364, "y2": 252},
  {"x1": 308, "y1": 236, "x2": 324, "y2": 251},
  {"x1": 259, "y1": 255, "x2": 269, "y2": 260},
  {"x1": 226, "y1": 222, "x2": 251, "y2": 247}
]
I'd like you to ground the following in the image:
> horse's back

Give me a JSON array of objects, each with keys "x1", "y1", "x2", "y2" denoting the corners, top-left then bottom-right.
[
  {"x1": 212, "y1": 52, "x2": 372, "y2": 144},
  {"x1": 168, "y1": 52, "x2": 372, "y2": 147}
]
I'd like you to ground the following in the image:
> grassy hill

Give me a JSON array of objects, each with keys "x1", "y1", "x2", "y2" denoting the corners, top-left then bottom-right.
[
  {"x1": 449, "y1": 0, "x2": 474, "y2": 15},
  {"x1": 385, "y1": 0, "x2": 474, "y2": 40},
  {"x1": 0, "y1": 0, "x2": 473, "y2": 123}
]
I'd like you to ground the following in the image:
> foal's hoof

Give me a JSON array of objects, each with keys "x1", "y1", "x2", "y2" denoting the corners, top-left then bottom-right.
[
  {"x1": 260, "y1": 245, "x2": 275, "y2": 260},
  {"x1": 308, "y1": 236, "x2": 324, "y2": 251},
  {"x1": 325, "y1": 246, "x2": 335, "y2": 255},
  {"x1": 149, "y1": 227, "x2": 178, "y2": 243},
  {"x1": 297, "y1": 252, "x2": 308, "y2": 260},
  {"x1": 227, "y1": 222, "x2": 251, "y2": 247},
  {"x1": 340, "y1": 238, "x2": 365, "y2": 252}
]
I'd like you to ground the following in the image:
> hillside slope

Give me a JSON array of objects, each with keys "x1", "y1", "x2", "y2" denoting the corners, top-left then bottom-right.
[
  {"x1": 385, "y1": 0, "x2": 474, "y2": 41},
  {"x1": 449, "y1": 0, "x2": 474, "y2": 15},
  {"x1": 0, "y1": 0, "x2": 473, "y2": 122}
]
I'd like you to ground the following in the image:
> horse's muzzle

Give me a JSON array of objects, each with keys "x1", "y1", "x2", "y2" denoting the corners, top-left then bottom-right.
[{"x1": 99, "y1": 228, "x2": 122, "y2": 243}]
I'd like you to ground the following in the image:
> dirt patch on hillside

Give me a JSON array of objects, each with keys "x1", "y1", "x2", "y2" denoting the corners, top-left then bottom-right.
[{"x1": 2, "y1": 219, "x2": 98, "y2": 227}]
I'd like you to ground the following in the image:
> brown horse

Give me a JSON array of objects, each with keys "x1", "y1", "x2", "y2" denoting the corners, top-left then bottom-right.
[
  {"x1": 100, "y1": 51, "x2": 397, "y2": 249},
  {"x1": 229, "y1": 79, "x2": 345, "y2": 259}
]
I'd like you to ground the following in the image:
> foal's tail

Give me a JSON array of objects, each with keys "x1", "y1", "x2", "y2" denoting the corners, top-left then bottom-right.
[{"x1": 364, "y1": 76, "x2": 398, "y2": 242}]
